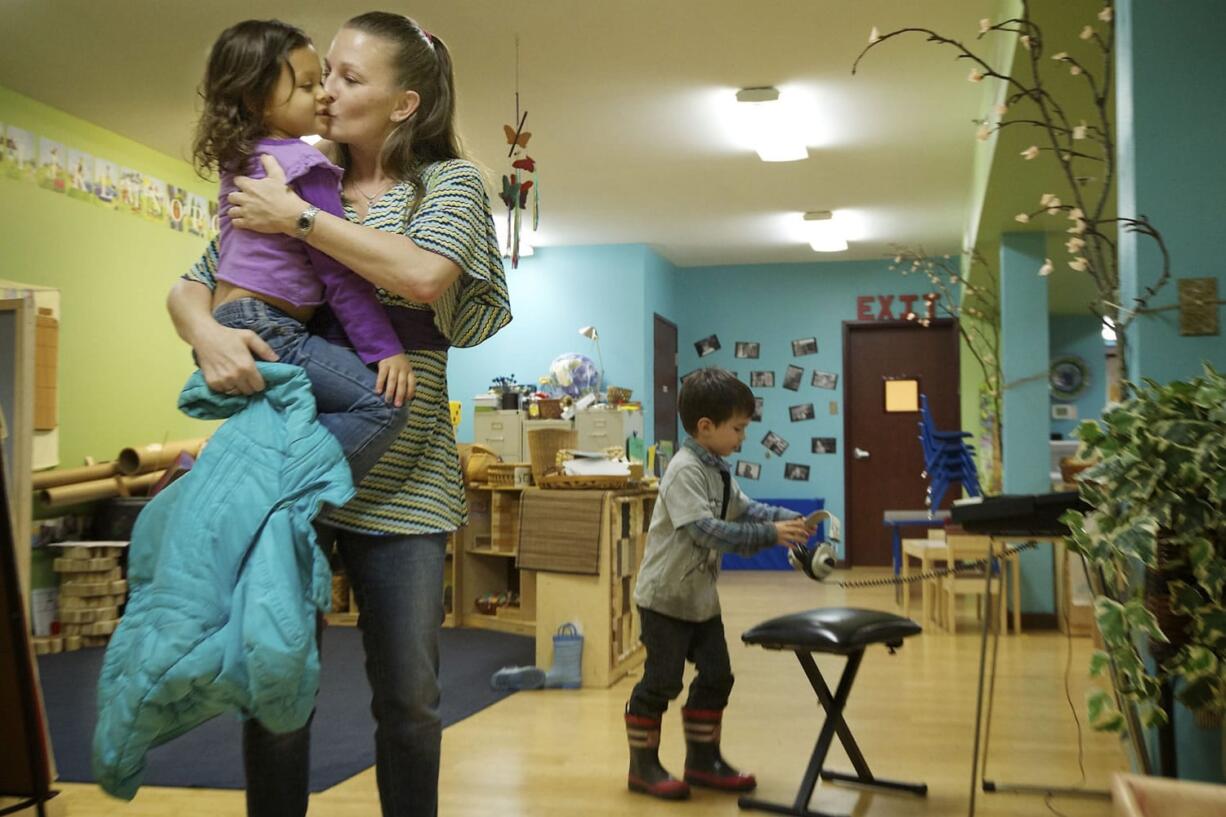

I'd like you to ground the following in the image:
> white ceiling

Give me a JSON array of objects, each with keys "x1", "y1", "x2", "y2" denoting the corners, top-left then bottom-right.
[{"x1": 0, "y1": 1, "x2": 992, "y2": 267}]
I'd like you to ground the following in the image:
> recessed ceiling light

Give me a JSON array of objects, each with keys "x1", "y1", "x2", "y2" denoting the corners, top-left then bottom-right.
[
  {"x1": 803, "y1": 211, "x2": 849, "y2": 252},
  {"x1": 735, "y1": 87, "x2": 809, "y2": 162}
]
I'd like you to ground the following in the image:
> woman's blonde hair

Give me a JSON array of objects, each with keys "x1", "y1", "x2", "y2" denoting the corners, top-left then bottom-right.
[{"x1": 339, "y1": 12, "x2": 465, "y2": 214}]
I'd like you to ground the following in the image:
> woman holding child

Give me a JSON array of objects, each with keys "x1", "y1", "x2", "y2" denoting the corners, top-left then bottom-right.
[{"x1": 167, "y1": 11, "x2": 510, "y2": 817}]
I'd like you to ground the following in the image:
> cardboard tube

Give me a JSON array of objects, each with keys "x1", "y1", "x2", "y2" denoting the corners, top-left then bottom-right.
[
  {"x1": 39, "y1": 470, "x2": 164, "y2": 508},
  {"x1": 117, "y1": 438, "x2": 206, "y2": 475},
  {"x1": 32, "y1": 461, "x2": 120, "y2": 490}
]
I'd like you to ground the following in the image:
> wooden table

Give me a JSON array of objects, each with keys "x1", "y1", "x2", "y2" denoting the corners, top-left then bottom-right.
[{"x1": 882, "y1": 509, "x2": 950, "y2": 602}]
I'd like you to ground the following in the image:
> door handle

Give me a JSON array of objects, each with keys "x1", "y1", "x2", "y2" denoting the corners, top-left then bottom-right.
[{"x1": 853, "y1": 447, "x2": 871, "y2": 460}]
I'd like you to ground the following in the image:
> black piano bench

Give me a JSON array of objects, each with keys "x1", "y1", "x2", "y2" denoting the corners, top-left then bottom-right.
[{"x1": 738, "y1": 608, "x2": 927, "y2": 817}]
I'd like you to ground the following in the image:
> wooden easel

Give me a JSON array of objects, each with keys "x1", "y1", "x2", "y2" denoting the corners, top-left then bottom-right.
[{"x1": 0, "y1": 443, "x2": 58, "y2": 815}]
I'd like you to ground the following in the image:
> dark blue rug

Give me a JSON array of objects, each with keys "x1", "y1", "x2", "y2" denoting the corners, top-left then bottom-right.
[{"x1": 37, "y1": 626, "x2": 533, "y2": 791}]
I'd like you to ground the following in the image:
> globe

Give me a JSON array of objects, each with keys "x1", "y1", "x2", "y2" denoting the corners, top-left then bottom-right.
[{"x1": 549, "y1": 353, "x2": 599, "y2": 397}]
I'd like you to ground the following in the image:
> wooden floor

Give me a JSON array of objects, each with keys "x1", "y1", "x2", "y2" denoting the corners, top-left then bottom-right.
[{"x1": 51, "y1": 568, "x2": 1127, "y2": 816}]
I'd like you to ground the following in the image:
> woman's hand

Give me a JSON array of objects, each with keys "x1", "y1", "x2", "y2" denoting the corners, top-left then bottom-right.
[
  {"x1": 375, "y1": 353, "x2": 416, "y2": 407},
  {"x1": 228, "y1": 155, "x2": 305, "y2": 235},
  {"x1": 196, "y1": 321, "x2": 279, "y2": 395}
]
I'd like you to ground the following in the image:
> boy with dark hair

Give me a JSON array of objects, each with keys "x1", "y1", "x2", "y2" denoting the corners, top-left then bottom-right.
[{"x1": 625, "y1": 368, "x2": 813, "y2": 799}]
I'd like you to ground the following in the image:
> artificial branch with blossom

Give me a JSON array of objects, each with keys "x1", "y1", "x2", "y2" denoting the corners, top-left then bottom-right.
[
  {"x1": 893, "y1": 249, "x2": 1004, "y2": 493},
  {"x1": 854, "y1": 2, "x2": 1170, "y2": 377}
]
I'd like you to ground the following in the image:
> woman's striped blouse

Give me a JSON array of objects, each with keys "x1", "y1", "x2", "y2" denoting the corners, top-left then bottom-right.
[{"x1": 183, "y1": 159, "x2": 511, "y2": 535}]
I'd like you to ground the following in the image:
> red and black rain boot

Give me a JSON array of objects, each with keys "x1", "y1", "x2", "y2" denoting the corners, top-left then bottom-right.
[
  {"x1": 625, "y1": 709, "x2": 690, "y2": 799},
  {"x1": 681, "y1": 707, "x2": 757, "y2": 792}
]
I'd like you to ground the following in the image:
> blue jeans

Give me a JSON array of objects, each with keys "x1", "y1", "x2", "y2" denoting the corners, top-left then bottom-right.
[
  {"x1": 212, "y1": 298, "x2": 408, "y2": 482},
  {"x1": 243, "y1": 530, "x2": 447, "y2": 817}
]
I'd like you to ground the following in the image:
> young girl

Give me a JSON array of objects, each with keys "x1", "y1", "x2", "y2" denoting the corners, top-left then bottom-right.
[{"x1": 192, "y1": 18, "x2": 412, "y2": 480}]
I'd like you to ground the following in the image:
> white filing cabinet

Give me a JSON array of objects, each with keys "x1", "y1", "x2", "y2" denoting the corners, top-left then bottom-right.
[
  {"x1": 472, "y1": 410, "x2": 525, "y2": 461},
  {"x1": 575, "y1": 408, "x2": 643, "y2": 453}
]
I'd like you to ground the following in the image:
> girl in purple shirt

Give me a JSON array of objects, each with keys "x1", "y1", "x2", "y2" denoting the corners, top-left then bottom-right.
[{"x1": 192, "y1": 19, "x2": 411, "y2": 480}]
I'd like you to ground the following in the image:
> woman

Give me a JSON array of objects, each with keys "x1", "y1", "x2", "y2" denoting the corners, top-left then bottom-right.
[{"x1": 167, "y1": 12, "x2": 510, "y2": 817}]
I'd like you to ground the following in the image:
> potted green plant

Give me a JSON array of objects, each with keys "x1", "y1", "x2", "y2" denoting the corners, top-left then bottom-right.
[{"x1": 1062, "y1": 364, "x2": 1226, "y2": 749}]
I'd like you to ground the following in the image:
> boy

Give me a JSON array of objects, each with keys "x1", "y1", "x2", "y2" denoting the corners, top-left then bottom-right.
[{"x1": 626, "y1": 368, "x2": 813, "y2": 800}]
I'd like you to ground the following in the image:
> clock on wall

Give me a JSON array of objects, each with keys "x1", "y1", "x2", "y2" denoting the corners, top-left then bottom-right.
[{"x1": 1049, "y1": 355, "x2": 1090, "y2": 401}]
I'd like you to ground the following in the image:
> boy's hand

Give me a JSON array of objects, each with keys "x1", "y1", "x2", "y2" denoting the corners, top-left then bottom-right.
[
  {"x1": 375, "y1": 353, "x2": 415, "y2": 407},
  {"x1": 773, "y1": 518, "x2": 811, "y2": 547}
]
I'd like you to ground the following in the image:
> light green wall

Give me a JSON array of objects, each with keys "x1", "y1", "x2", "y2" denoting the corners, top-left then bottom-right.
[{"x1": 0, "y1": 85, "x2": 217, "y2": 470}]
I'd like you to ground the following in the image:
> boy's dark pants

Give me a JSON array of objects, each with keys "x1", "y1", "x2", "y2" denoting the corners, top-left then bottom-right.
[{"x1": 628, "y1": 607, "x2": 733, "y2": 717}]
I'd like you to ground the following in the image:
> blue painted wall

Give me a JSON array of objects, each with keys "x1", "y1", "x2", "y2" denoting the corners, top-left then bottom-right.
[
  {"x1": 999, "y1": 232, "x2": 1053, "y2": 614},
  {"x1": 448, "y1": 243, "x2": 680, "y2": 446},
  {"x1": 1048, "y1": 315, "x2": 1107, "y2": 439},
  {"x1": 447, "y1": 244, "x2": 655, "y2": 444},
  {"x1": 673, "y1": 259, "x2": 943, "y2": 558},
  {"x1": 1117, "y1": 0, "x2": 1226, "y2": 783},
  {"x1": 1117, "y1": 0, "x2": 1226, "y2": 384}
]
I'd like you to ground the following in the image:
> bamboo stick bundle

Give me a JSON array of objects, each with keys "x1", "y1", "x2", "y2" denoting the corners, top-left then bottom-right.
[
  {"x1": 32, "y1": 461, "x2": 119, "y2": 490},
  {"x1": 38, "y1": 470, "x2": 164, "y2": 509},
  {"x1": 116, "y1": 438, "x2": 206, "y2": 475}
]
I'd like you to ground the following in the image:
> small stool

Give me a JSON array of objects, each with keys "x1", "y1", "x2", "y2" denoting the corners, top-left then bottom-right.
[{"x1": 738, "y1": 608, "x2": 927, "y2": 817}]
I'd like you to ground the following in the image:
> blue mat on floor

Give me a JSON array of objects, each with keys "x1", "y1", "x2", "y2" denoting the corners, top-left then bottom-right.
[{"x1": 37, "y1": 626, "x2": 534, "y2": 792}]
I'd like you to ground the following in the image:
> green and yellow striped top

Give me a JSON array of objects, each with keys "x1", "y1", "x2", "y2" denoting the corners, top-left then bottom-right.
[{"x1": 184, "y1": 159, "x2": 511, "y2": 535}]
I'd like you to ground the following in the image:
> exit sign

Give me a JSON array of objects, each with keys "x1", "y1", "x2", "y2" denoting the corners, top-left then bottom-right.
[{"x1": 855, "y1": 292, "x2": 941, "y2": 321}]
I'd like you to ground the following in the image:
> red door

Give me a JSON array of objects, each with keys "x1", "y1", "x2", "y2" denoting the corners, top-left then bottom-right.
[{"x1": 843, "y1": 320, "x2": 961, "y2": 565}]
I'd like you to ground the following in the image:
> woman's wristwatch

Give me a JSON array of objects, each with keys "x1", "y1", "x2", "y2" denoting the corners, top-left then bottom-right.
[{"x1": 295, "y1": 205, "x2": 320, "y2": 239}]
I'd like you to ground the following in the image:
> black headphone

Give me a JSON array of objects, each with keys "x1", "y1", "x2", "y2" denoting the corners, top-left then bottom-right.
[{"x1": 787, "y1": 510, "x2": 841, "y2": 582}]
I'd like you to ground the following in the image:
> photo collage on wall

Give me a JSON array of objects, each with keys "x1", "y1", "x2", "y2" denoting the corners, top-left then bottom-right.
[
  {"x1": 685, "y1": 332, "x2": 840, "y2": 482},
  {"x1": 1, "y1": 122, "x2": 218, "y2": 239}
]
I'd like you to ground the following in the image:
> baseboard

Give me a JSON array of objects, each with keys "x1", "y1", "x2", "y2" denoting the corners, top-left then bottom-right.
[{"x1": 1020, "y1": 612, "x2": 1058, "y2": 630}]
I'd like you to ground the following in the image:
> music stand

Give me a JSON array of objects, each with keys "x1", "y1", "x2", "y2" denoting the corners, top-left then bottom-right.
[{"x1": 952, "y1": 493, "x2": 1145, "y2": 817}]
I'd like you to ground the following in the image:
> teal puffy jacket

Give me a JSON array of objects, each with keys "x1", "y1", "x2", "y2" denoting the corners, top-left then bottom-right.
[{"x1": 92, "y1": 363, "x2": 354, "y2": 799}]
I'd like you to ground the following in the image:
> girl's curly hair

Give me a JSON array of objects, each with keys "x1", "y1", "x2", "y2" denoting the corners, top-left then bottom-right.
[{"x1": 192, "y1": 19, "x2": 311, "y2": 176}]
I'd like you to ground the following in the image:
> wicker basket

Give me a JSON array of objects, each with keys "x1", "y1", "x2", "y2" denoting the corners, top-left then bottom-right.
[
  {"x1": 486, "y1": 462, "x2": 530, "y2": 487},
  {"x1": 533, "y1": 398, "x2": 565, "y2": 420},
  {"x1": 606, "y1": 386, "x2": 633, "y2": 404},
  {"x1": 527, "y1": 427, "x2": 578, "y2": 483}
]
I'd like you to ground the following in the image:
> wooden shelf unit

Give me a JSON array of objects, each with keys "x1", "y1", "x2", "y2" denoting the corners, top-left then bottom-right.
[
  {"x1": 535, "y1": 489, "x2": 655, "y2": 688},
  {"x1": 459, "y1": 485, "x2": 535, "y2": 636}
]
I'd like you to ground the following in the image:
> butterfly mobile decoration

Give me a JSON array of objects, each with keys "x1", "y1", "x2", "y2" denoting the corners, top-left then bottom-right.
[{"x1": 500, "y1": 112, "x2": 538, "y2": 268}]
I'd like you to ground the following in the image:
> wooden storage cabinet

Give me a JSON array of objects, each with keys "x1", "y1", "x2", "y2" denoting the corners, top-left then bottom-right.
[
  {"x1": 575, "y1": 407, "x2": 643, "y2": 452},
  {"x1": 535, "y1": 489, "x2": 655, "y2": 688}
]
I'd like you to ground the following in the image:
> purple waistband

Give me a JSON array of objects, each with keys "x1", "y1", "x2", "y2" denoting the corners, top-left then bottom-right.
[{"x1": 384, "y1": 305, "x2": 450, "y2": 352}]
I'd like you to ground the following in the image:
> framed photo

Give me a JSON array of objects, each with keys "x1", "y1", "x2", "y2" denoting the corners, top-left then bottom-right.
[
  {"x1": 694, "y1": 334, "x2": 721, "y2": 358},
  {"x1": 788, "y1": 403, "x2": 815, "y2": 422},
  {"x1": 784, "y1": 463, "x2": 811, "y2": 481},
  {"x1": 734, "y1": 341, "x2": 760, "y2": 359},
  {"x1": 791, "y1": 337, "x2": 818, "y2": 357},
  {"x1": 735, "y1": 461, "x2": 761, "y2": 480},
  {"x1": 752, "y1": 396, "x2": 764, "y2": 422},
  {"x1": 783, "y1": 365, "x2": 804, "y2": 391},
  {"x1": 750, "y1": 370, "x2": 775, "y2": 388},
  {"x1": 811, "y1": 437, "x2": 837, "y2": 454},
  {"x1": 761, "y1": 430, "x2": 789, "y2": 456},
  {"x1": 811, "y1": 370, "x2": 839, "y2": 390}
]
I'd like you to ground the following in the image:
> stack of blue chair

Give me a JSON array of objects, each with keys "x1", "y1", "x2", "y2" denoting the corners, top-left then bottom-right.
[{"x1": 918, "y1": 394, "x2": 981, "y2": 513}]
